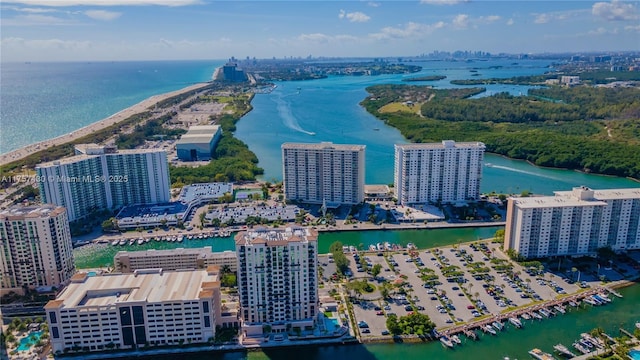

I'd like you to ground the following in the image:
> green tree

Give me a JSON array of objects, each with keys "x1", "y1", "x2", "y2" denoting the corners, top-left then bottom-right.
[{"x1": 371, "y1": 264, "x2": 382, "y2": 278}]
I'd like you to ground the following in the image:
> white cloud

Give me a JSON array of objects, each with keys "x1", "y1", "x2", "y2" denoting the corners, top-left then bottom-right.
[
  {"x1": 84, "y1": 10, "x2": 121, "y2": 20},
  {"x1": 478, "y1": 15, "x2": 500, "y2": 24},
  {"x1": 1, "y1": 13, "x2": 77, "y2": 26},
  {"x1": 4, "y1": 6, "x2": 58, "y2": 13},
  {"x1": 452, "y1": 14, "x2": 469, "y2": 29},
  {"x1": 625, "y1": 24, "x2": 640, "y2": 32},
  {"x1": 367, "y1": 2, "x2": 380, "y2": 7},
  {"x1": 506, "y1": 18, "x2": 514, "y2": 26},
  {"x1": 338, "y1": 10, "x2": 370, "y2": 23},
  {"x1": 588, "y1": 27, "x2": 619, "y2": 35},
  {"x1": 532, "y1": 9, "x2": 589, "y2": 24},
  {"x1": 1, "y1": 0, "x2": 200, "y2": 6},
  {"x1": 370, "y1": 21, "x2": 445, "y2": 40},
  {"x1": 420, "y1": 0, "x2": 468, "y2": 5},
  {"x1": 592, "y1": 0, "x2": 638, "y2": 21}
]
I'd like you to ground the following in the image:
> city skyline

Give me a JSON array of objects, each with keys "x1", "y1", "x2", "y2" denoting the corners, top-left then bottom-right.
[{"x1": 1, "y1": 0, "x2": 638, "y2": 62}]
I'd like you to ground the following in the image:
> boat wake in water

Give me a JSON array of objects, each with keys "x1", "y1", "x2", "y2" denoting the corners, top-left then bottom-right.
[
  {"x1": 488, "y1": 164, "x2": 564, "y2": 181},
  {"x1": 273, "y1": 93, "x2": 315, "y2": 136}
]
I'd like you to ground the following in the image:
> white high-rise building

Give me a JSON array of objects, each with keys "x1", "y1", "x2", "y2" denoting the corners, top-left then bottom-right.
[
  {"x1": 45, "y1": 268, "x2": 222, "y2": 354},
  {"x1": 0, "y1": 204, "x2": 75, "y2": 295},
  {"x1": 36, "y1": 144, "x2": 170, "y2": 221},
  {"x1": 235, "y1": 226, "x2": 318, "y2": 338},
  {"x1": 282, "y1": 142, "x2": 365, "y2": 205},
  {"x1": 504, "y1": 187, "x2": 640, "y2": 259},
  {"x1": 394, "y1": 140, "x2": 485, "y2": 205}
]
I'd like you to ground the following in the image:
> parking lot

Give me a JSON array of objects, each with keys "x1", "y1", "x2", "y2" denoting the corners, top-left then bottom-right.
[{"x1": 320, "y1": 240, "x2": 589, "y2": 338}]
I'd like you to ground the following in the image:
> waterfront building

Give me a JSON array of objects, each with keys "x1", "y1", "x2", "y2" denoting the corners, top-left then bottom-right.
[
  {"x1": 282, "y1": 142, "x2": 365, "y2": 205},
  {"x1": 176, "y1": 125, "x2": 222, "y2": 161},
  {"x1": 216, "y1": 62, "x2": 247, "y2": 83},
  {"x1": 114, "y1": 247, "x2": 237, "y2": 273},
  {"x1": 0, "y1": 204, "x2": 75, "y2": 296},
  {"x1": 505, "y1": 187, "x2": 640, "y2": 259},
  {"x1": 45, "y1": 267, "x2": 223, "y2": 354},
  {"x1": 37, "y1": 144, "x2": 170, "y2": 222},
  {"x1": 178, "y1": 182, "x2": 234, "y2": 206},
  {"x1": 394, "y1": 141, "x2": 485, "y2": 205},
  {"x1": 235, "y1": 226, "x2": 318, "y2": 338}
]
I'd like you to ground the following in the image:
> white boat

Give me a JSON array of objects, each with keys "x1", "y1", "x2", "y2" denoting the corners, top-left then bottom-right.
[
  {"x1": 509, "y1": 317, "x2": 523, "y2": 328},
  {"x1": 528, "y1": 348, "x2": 555, "y2": 360},
  {"x1": 177, "y1": 235, "x2": 184, "y2": 242},
  {"x1": 137, "y1": 238, "x2": 144, "y2": 245},
  {"x1": 635, "y1": 322, "x2": 640, "y2": 330},
  {"x1": 451, "y1": 334, "x2": 462, "y2": 344},
  {"x1": 538, "y1": 309, "x2": 550, "y2": 318},
  {"x1": 531, "y1": 312, "x2": 542, "y2": 320},
  {"x1": 573, "y1": 341, "x2": 590, "y2": 354},
  {"x1": 593, "y1": 294, "x2": 611, "y2": 303},
  {"x1": 483, "y1": 325, "x2": 497, "y2": 335},
  {"x1": 128, "y1": 239, "x2": 135, "y2": 245},
  {"x1": 553, "y1": 343, "x2": 575, "y2": 358},
  {"x1": 440, "y1": 335, "x2": 454, "y2": 348},
  {"x1": 521, "y1": 313, "x2": 531, "y2": 320},
  {"x1": 118, "y1": 239, "x2": 127, "y2": 246},
  {"x1": 554, "y1": 305, "x2": 566, "y2": 314},
  {"x1": 369, "y1": 245, "x2": 376, "y2": 251},
  {"x1": 568, "y1": 301, "x2": 579, "y2": 307},
  {"x1": 583, "y1": 297, "x2": 598, "y2": 306},
  {"x1": 492, "y1": 321, "x2": 504, "y2": 331},
  {"x1": 111, "y1": 239, "x2": 119, "y2": 246}
]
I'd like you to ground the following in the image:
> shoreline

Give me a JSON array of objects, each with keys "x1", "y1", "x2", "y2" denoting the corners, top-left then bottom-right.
[{"x1": 0, "y1": 82, "x2": 211, "y2": 167}]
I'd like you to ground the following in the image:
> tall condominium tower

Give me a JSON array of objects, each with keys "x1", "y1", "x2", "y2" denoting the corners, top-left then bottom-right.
[
  {"x1": 394, "y1": 140, "x2": 485, "y2": 205},
  {"x1": 235, "y1": 226, "x2": 318, "y2": 338},
  {"x1": 36, "y1": 144, "x2": 170, "y2": 221},
  {"x1": 504, "y1": 187, "x2": 640, "y2": 259},
  {"x1": 0, "y1": 204, "x2": 75, "y2": 295},
  {"x1": 282, "y1": 142, "x2": 365, "y2": 205}
]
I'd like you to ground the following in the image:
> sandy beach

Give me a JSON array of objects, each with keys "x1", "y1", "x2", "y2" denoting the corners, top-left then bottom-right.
[{"x1": 0, "y1": 82, "x2": 211, "y2": 167}]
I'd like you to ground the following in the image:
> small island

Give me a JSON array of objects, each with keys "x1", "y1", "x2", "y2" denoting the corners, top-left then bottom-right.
[{"x1": 402, "y1": 75, "x2": 447, "y2": 82}]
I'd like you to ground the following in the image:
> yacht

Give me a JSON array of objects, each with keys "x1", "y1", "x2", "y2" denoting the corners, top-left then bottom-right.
[
  {"x1": 483, "y1": 325, "x2": 497, "y2": 335},
  {"x1": 553, "y1": 343, "x2": 575, "y2": 358},
  {"x1": 572, "y1": 342, "x2": 590, "y2": 354},
  {"x1": 137, "y1": 238, "x2": 144, "y2": 245},
  {"x1": 521, "y1": 313, "x2": 531, "y2": 320},
  {"x1": 593, "y1": 294, "x2": 611, "y2": 303},
  {"x1": 440, "y1": 335, "x2": 454, "y2": 348},
  {"x1": 554, "y1": 305, "x2": 566, "y2": 314},
  {"x1": 568, "y1": 301, "x2": 579, "y2": 307},
  {"x1": 509, "y1": 317, "x2": 523, "y2": 328},
  {"x1": 111, "y1": 239, "x2": 119, "y2": 246},
  {"x1": 451, "y1": 334, "x2": 462, "y2": 344},
  {"x1": 492, "y1": 321, "x2": 504, "y2": 331},
  {"x1": 118, "y1": 239, "x2": 127, "y2": 246},
  {"x1": 635, "y1": 322, "x2": 640, "y2": 330},
  {"x1": 531, "y1": 311, "x2": 542, "y2": 320},
  {"x1": 538, "y1": 309, "x2": 550, "y2": 318},
  {"x1": 528, "y1": 348, "x2": 555, "y2": 360},
  {"x1": 583, "y1": 297, "x2": 598, "y2": 306}
]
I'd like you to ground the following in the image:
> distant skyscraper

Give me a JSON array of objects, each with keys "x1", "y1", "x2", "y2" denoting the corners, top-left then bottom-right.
[
  {"x1": 504, "y1": 187, "x2": 640, "y2": 259},
  {"x1": 394, "y1": 140, "x2": 485, "y2": 205},
  {"x1": 36, "y1": 144, "x2": 170, "y2": 221},
  {"x1": 0, "y1": 204, "x2": 75, "y2": 295},
  {"x1": 282, "y1": 142, "x2": 365, "y2": 205},
  {"x1": 235, "y1": 226, "x2": 318, "y2": 338}
]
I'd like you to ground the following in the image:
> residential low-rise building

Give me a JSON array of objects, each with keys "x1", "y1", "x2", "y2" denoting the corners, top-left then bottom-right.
[
  {"x1": 114, "y1": 247, "x2": 237, "y2": 273},
  {"x1": 45, "y1": 267, "x2": 222, "y2": 354}
]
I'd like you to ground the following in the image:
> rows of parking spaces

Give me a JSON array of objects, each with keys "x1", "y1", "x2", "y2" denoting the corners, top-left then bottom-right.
[{"x1": 345, "y1": 241, "x2": 583, "y2": 333}]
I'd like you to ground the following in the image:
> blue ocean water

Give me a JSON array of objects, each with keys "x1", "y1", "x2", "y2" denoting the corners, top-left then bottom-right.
[{"x1": 0, "y1": 60, "x2": 224, "y2": 154}]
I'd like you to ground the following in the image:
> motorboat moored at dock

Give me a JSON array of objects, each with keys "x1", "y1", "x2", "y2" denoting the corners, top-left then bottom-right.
[
  {"x1": 509, "y1": 317, "x2": 523, "y2": 328},
  {"x1": 528, "y1": 348, "x2": 555, "y2": 360}
]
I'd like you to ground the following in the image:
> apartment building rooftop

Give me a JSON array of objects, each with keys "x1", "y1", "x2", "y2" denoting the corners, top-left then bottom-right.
[
  {"x1": 45, "y1": 268, "x2": 220, "y2": 310},
  {"x1": 555, "y1": 187, "x2": 640, "y2": 200},
  {"x1": 282, "y1": 142, "x2": 365, "y2": 152},
  {"x1": 395, "y1": 140, "x2": 485, "y2": 150},
  {"x1": 235, "y1": 226, "x2": 318, "y2": 246},
  {"x1": 37, "y1": 145, "x2": 167, "y2": 167},
  {"x1": 0, "y1": 204, "x2": 66, "y2": 219},
  {"x1": 511, "y1": 196, "x2": 608, "y2": 209}
]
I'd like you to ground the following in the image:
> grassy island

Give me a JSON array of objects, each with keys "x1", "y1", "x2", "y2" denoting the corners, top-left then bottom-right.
[
  {"x1": 361, "y1": 84, "x2": 640, "y2": 180},
  {"x1": 402, "y1": 75, "x2": 447, "y2": 82}
]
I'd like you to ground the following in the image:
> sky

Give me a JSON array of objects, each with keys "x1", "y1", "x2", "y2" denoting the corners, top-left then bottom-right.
[{"x1": 1, "y1": 0, "x2": 638, "y2": 62}]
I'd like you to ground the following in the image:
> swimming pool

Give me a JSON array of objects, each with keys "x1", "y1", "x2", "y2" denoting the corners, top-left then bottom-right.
[
  {"x1": 630, "y1": 350, "x2": 640, "y2": 360},
  {"x1": 16, "y1": 331, "x2": 43, "y2": 351}
]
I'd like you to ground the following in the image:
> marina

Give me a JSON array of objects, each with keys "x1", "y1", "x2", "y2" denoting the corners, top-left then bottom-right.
[{"x1": 104, "y1": 230, "x2": 233, "y2": 247}]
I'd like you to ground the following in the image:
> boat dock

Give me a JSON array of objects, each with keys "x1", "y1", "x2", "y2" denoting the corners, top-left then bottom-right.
[{"x1": 439, "y1": 287, "x2": 615, "y2": 341}]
